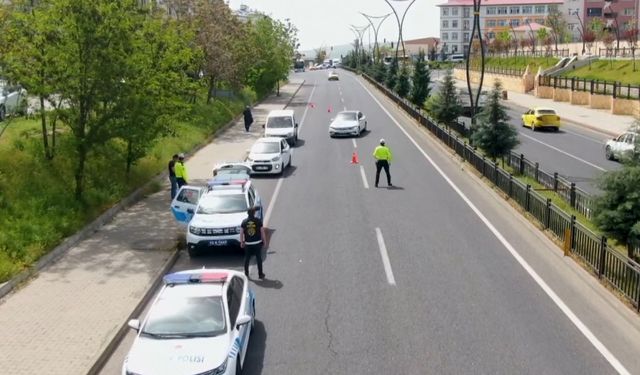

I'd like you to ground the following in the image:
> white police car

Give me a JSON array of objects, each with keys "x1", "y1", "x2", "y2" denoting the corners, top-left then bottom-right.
[
  {"x1": 122, "y1": 269, "x2": 255, "y2": 375},
  {"x1": 170, "y1": 175, "x2": 264, "y2": 257}
]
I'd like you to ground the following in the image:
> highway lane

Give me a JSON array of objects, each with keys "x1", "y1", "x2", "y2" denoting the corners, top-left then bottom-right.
[
  {"x1": 433, "y1": 78, "x2": 621, "y2": 195},
  {"x1": 103, "y1": 70, "x2": 640, "y2": 374}
]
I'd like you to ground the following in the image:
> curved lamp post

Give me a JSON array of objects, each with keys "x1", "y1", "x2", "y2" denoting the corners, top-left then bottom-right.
[
  {"x1": 350, "y1": 24, "x2": 370, "y2": 69},
  {"x1": 360, "y1": 12, "x2": 392, "y2": 64},
  {"x1": 465, "y1": 0, "x2": 485, "y2": 125},
  {"x1": 384, "y1": 0, "x2": 417, "y2": 61}
]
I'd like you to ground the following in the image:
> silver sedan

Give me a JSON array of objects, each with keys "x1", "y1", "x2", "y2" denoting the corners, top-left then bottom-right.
[{"x1": 329, "y1": 111, "x2": 367, "y2": 138}]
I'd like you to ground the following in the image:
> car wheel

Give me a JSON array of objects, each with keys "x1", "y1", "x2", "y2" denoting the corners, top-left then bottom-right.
[
  {"x1": 553, "y1": 127, "x2": 559, "y2": 132},
  {"x1": 0, "y1": 105, "x2": 5, "y2": 121},
  {"x1": 287, "y1": 155, "x2": 292, "y2": 167},
  {"x1": 364, "y1": 121, "x2": 368, "y2": 132},
  {"x1": 236, "y1": 355, "x2": 243, "y2": 375},
  {"x1": 605, "y1": 146, "x2": 614, "y2": 160},
  {"x1": 187, "y1": 247, "x2": 199, "y2": 258},
  {"x1": 280, "y1": 163, "x2": 285, "y2": 175}
]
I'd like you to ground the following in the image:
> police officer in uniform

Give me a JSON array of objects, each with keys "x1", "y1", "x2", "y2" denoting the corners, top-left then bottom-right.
[
  {"x1": 174, "y1": 153, "x2": 188, "y2": 187},
  {"x1": 240, "y1": 207, "x2": 268, "y2": 279},
  {"x1": 373, "y1": 138, "x2": 393, "y2": 188}
]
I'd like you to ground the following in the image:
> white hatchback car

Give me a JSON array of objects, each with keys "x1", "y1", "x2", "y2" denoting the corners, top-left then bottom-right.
[
  {"x1": 329, "y1": 111, "x2": 367, "y2": 137},
  {"x1": 605, "y1": 131, "x2": 638, "y2": 161},
  {"x1": 245, "y1": 137, "x2": 292, "y2": 175},
  {"x1": 123, "y1": 269, "x2": 255, "y2": 375}
]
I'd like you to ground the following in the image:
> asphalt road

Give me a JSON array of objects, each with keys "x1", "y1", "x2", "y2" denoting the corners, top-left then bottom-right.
[
  {"x1": 102, "y1": 70, "x2": 640, "y2": 374},
  {"x1": 432, "y1": 75, "x2": 620, "y2": 195}
]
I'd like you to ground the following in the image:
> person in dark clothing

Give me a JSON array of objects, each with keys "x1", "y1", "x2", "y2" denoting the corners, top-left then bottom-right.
[
  {"x1": 373, "y1": 139, "x2": 393, "y2": 188},
  {"x1": 243, "y1": 105, "x2": 254, "y2": 132},
  {"x1": 240, "y1": 207, "x2": 268, "y2": 279},
  {"x1": 168, "y1": 154, "x2": 179, "y2": 199}
]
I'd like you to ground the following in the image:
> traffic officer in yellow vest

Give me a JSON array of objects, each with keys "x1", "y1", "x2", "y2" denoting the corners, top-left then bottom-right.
[
  {"x1": 373, "y1": 139, "x2": 392, "y2": 188},
  {"x1": 175, "y1": 153, "x2": 188, "y2": 187}
]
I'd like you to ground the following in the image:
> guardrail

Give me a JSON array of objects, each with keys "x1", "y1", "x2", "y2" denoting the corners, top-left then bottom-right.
[
  {"x1": 539, "y1": 76, "x2": 640, "y2": 100},
  {"x1": 350, "y1": 67, "x2": 640, "y2": 310}
]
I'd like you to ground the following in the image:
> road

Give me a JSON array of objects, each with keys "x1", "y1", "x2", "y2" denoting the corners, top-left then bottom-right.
[
  {"x1": 102, "y1": 70, "x2": 640, "y2": 374},
  {"x1": 432, "y1": 74, "x2": 621, "y2": 195}
]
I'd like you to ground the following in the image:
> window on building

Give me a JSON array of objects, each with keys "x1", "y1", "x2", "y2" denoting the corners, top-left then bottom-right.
[
  {"x1": 487, "y1": 31, "x2": 496, "y2": 39},
  {"x1": 442, "y1": 20, "x2": 449, "y2": 28},
  {"x1": 452, "y1": 20, "x2": 459, "y2": 28},
  {"x1": 497, "y1": 6, "x2": 508, "y2": 14},
  {"x1": 548, "y1": 5, "x2": 558, "y2": 13},
  {"x1": 510, "y1": 19, "x2": 520, "y2": 27},
  {"x1": 486, "y1": 19, "x2": 497, "y2": 27},
  {"x1": 509, "y1": 6, "x2": 520, "y2": 14},
  {"x1": 586, "y1": 8, "x2": 602, "y2": 16},
  {"x1": 442, "y1": 7, "x2": 449, "y2": 16},
  {"x1": 452, "y1": 7, "x2": 459, "y2": 16},
  {"x1": 535, "y1": 5, "x2": 546, "y2": 14},
  {"x1": 442, "y1": 32, "x2": 449, "y2": 40},
  {"x1": 486, "y1": 7, "x2": 496, "y2": 15},
  {"x1": 463, "y1": 20, "x2": 470, "y2": 29},
  {"x1": 498, "y1": 19, "x2": 507, "y2": 26},
  {"x1": 452, "y1": 45, "x2": 458, "y2": 52},
  {"x1": 623, "y1": 8, "x2": 634, "y2": 16},
  {"x1": 452, "y1": 32, "x2": 458, "y2": 40},
  {"x1": 463, "y1": 7, "x2": 470, "y2": 17},
  {"x1": 522, "y1": 5, "x2": 532, "y2": 14},
  {"x1": 464, "y1": 32, "x2": 470, "y2": 41},
  {"x1": 535, "y1": 18, "x2": 545, "y2": 24}
]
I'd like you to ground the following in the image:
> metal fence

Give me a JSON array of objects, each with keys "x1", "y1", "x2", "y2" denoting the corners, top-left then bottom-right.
[
  {"x1": 598, "y1": 47, "x2": 638, "y2": 58},
  {"x1": 538, "y1": 76, "x2": 640, "y2": 100},
  {"x1": 358, "y1": 70, "x2": 640, "y2": 310},
  {"x1": 487, "y1": 48, "x2": 570, "y2": 58},
  {"x1": 457, "y1": 64, "x2": 525, "y2": 77}
]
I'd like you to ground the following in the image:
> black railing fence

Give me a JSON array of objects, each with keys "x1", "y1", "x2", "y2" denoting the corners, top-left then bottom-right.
[
  {"x1": 349, "y1": 67, "x2": 640, "y2": 310},
  {"x1": 598, "y1": 47, "x2": 638, "y2": 58},
  {"x1": 538, "y1": 76, "x2": 640, "y2": 100},
  {"x1": 457, "y1": 64, "x2": 525, "y2": 77},
  {"x1": 487, "y1": 49, "x2": 570, "y2": 58}
]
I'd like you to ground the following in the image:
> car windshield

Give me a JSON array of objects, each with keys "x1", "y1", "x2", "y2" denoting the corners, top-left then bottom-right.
[
  {"x1": 536, "y1": 109, "x2": 556, "y2": 115},
  {"x1": 216, "y1": 167, "x2": 251, "y2": 175},
  {"x1": 266, "y1": 116, "x2": 293, "y2": 128},
  {"x1": 197, "y1": 194, "x2": 247, "y2": 214},
  {"x1": 142, "y1": 292, "x2": 226, "y2": 338},
  {"x1": 251, "y1": 141, "x2": 280, "y2": 154},
  {"x1": 336, "y1": 112, "x2": 357, "y2": 121}
]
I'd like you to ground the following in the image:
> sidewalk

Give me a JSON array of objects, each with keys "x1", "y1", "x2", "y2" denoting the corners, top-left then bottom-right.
[
  {"x1": 0, "y1": 78, "x2": 304, "y2": 375},
  {"x1": 447, "y1": 76, "x2": 637, "y2": 136}
]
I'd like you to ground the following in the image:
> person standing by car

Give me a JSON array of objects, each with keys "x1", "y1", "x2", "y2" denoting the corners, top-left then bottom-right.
[
  {"x1": 168, "y1": 154, "x2": 179, "y2": 199},
  {"x1": 175, "y1": 153, "x2": 188, "y2": 188},
  {"x1": 243, "y1": 105, "x2": 254, "y2": 132},
  {"x1": 373, "y1": 139, "x2": 393, "y2": 188},
  {"x1": 240, "y1": 207, "x2": 268, "y2": 279}
]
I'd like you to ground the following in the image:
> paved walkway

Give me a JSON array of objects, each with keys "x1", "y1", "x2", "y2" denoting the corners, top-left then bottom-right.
[
  {"x1": 0, "y1": 79, "x2": 304, "y2": 375},
  {"x1": 446, "y1": 76, "x2": 637, "y2": 136}
]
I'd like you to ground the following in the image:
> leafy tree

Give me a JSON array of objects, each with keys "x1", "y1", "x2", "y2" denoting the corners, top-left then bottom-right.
[
  {"x1": 372, "y1": 61, "x2": 387, "y2": 83},
  {"x1": 470, "y1": 80, "x2": 519, "y2": 165},
  {"x1": 395, "y1": 64, "x2": 410, "y2": 98},
  {"x1": 545, "y1": 10, "x2": 568, "y2": 52},
  {"x1": 496, "y1": 31, "x2": 512, "y2": 54},
  {"x1": 594, "y1": 122, "x2": 640, "y2": 260},
  {"x1": 624, "y1": 26, "x2": 638, "y2": 72},
  {"x1": 385, "y1": 58, "x2": 398, "y2": 90},
  {"x1": 425, "y1": 69, "x2": 461, "y2": 125},
  {"x1": 314, "y1": 46, "x2": 327, "y2": 64},
  {"x1": 410, "y1": 50, "x2": 431, "y2": 107}
]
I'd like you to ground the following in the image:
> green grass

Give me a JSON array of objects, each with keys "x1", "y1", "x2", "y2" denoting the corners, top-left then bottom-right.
[
  {"x1": 0, "y1": 93, "x2": 249, "y2": 282},
  {"x1": 561, "y1": 60, "x2": 640, "y2": 85},
  {"x1": 470, "y1": 56, "x2": 560, "y2": 72}
]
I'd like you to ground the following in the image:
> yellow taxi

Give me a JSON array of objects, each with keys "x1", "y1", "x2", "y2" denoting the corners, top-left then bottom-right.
[{"x1": 521, "y1": 107, "x2": 561, "y2": 132}]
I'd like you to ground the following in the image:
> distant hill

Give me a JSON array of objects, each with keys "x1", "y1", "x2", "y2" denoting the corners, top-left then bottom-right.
[{"x1": 300, "y1": 43, "x2": 365, "y2": 61}]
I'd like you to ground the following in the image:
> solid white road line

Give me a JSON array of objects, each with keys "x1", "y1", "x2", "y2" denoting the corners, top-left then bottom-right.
[
  {"x1": 264, "y1": 82, "x2": 316, "y2": 226},
  {"x1": 375, "y1": 228, "x2": 396, "y2": 285},
  {"x1": 358, "y1": 78, "x2": 630, "y2": 375},
  {"x1": 360, "y1": 166, "x2": 369, "y2": 189},
  {"x1": 352, "y1": 138, "x2": 358, "y2": 148},
  {"x1": 519, "y1": 133, "x2": 607, "y2": 172}
]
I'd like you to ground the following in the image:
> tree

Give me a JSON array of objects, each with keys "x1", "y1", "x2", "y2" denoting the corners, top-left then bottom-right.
[
  {"x1": 410, "y1": 50, "x2": 431, "y2": 107},
  {"x1": 395, "y1": 63, "x2": 410, "y2": 98},
  {"x1": 536, "y1": 27, "x2": 550, "y2": 55},
  {"x1": 425, "y1": 69, "x2": 461, "y2": 126},
  {"x1": 594, "y1": 121, "x2": 640, "y2": 261},
  {"x1": 624, "y1": 26, "x2": 638, "y2": 72},
  {"x1": 545, "y1": 10, "x2": 567, "y2": 52},
  {"x1": 601, "y1": 31, "x2": 615, "y2": 68},
  {"x1": 496, "y1": 30, "x2": 512, "y2": 55},
  {"x1": 314, "y1": 46, "x2": 327, "y2": 64},
  {"x1": 385, "y1": 58, "x2": 398, "y2": 91},
  {"x1": 470, "y1": 80, "x2": 519, "y2": 165},
  {"x1": 372, "y1": 61, "x2": 387, "y2": 83}
]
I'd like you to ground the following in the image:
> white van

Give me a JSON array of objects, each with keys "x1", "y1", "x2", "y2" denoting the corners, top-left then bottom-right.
[
  {"x1": 264, "y1": 109, "x2": 298, "y2": 145},
  {"x1": 448, "y1": 54, "x2": 465, "y2": 62}
]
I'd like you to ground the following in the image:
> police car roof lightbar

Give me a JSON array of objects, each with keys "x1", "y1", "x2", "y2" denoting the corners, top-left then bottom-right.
[{"x1": 164, "y1": 270, "x2": 229, "y2": 284}]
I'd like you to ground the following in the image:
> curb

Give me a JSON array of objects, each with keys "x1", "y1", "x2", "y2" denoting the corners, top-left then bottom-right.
[
  {"x1": 284, "y1": 79, "x2": 305, "y2": 109},
  {"x1": 86, "y1": 248, "x2": 181, "y2": 375}
]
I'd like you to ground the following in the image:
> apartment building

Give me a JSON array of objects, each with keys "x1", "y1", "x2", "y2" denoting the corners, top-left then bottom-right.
[
  {"x1": 584, "y1": 0, "x2": 639, "y2": 34},
  {"x1": 437, "y1": 0, "x2": 565, "y2": 53}
]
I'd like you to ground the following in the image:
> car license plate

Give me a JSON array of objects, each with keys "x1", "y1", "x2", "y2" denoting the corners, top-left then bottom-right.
[
  {"x1": 255, "y1": 166, "x2": 268, "y2": 170},
  {"x1": 210, "y1": 240, "x2": 228, "y2": 246}
]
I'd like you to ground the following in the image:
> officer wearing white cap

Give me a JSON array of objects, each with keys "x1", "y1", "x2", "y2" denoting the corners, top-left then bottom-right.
[
  {"x1": 372, "y1": 139, "x2": 392, "y2": 188},
  {"x1": 174, "y1": 153, "x2": 188, "y2": 187}
]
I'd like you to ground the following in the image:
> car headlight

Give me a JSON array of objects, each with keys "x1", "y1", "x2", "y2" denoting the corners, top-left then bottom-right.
[
  {"x1": 271, "y1": 156, "x2": 280, "y2": 161},
  {"x1": 189, "y1": 226, "x2": 202, "y2": 235},
  {"x1": 197, "y1": 359, "x2": 228, "y2": 375}
]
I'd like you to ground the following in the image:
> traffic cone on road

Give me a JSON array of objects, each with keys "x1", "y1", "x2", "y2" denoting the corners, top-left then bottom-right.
[{"x1": 351, "y1": 151, "x2": 359, "y2": 164}]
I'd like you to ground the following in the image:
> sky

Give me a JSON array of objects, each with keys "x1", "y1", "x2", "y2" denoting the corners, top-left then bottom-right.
[{"x1": 228, "y1": 0, "x2": 441, "y2": 52}]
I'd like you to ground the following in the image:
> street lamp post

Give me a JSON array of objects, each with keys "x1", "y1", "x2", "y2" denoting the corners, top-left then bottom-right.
[
  {"x1": 350, "y1": 24, "x2": 370, "y2": 69},
  {"x1": 360, "y1": 12, "x2": 392, "y2": 64},
  {"x1": 465, "y1": 0, "x2": 485, "y2": 127},
  {"x1": 384, "y1": 0, "x2": 417, "y2": 61}
]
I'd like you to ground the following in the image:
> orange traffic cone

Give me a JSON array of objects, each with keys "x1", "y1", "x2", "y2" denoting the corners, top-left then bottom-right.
[{"x1": 351, "y1": 151, "x2": 359, "y2": 164}]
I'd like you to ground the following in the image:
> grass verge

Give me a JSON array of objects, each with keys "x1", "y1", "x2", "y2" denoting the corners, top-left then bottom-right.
[
  {"x1": 470, "y1": 56, "x2": 560, "y2": 72},
  {"x1": 561, "y1": 60, "x2": 640, "y2": 85}
]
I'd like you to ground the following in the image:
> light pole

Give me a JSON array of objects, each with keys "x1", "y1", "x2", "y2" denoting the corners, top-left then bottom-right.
[
  {"x1": 384, "y1": 0, "x2": 417, "y2": 61},
  {"x1": 360, "y1": 12, "x2": 392, "y2": 64},
  {"x1": 350, "y1": 24, "x2": 370, "y2": 69},
  {"x1": 465, "y1": 0, "x2": 485, "y2": 127}
]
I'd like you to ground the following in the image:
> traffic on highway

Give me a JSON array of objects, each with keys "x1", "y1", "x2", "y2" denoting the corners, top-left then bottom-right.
[{"x1": 103, "y1": 69, "x2": 640, "y2": 375}]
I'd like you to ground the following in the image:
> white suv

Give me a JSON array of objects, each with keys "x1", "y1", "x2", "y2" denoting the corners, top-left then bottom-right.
[
  {"x1": 171, "y1": 176, "x2": 263, "y2": 257},
  {"x1": 0, "y1": 83, "x2": 26, "y2": 121},
  {"x1": 605, "y1": 131, "x2": 638, "y2": 161},
  {"x1": 264, "y1": 109, "x2": 298, "y2": 145}
]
